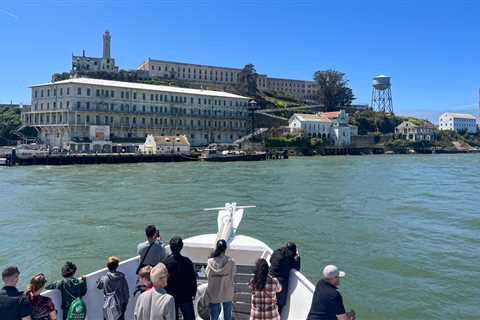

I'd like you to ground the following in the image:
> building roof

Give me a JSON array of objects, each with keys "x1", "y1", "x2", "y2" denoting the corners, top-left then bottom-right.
[
  {"x1": 31, "y1": 78, "x2": 250, "y2": 99},
  {"x1": 441, "y1": 112, "x2": 476, "y2": 120},
  {"x1": 291, "y1": 113, "x2": 331, "y2": 122},
  {"x1": 318, "y1": 111, "x2": 342, "y2": 119},
  {"x1": 152, "y1": 135, "x2": 190, "y2": 146},
  {"x1": 396, "y1": 121, "x2": 435, "y2": 129}
]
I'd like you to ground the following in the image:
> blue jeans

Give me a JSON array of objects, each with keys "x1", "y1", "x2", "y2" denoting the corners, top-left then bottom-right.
[{"x1": 209, "y1": 301, "x2": 233, "y2": 320}]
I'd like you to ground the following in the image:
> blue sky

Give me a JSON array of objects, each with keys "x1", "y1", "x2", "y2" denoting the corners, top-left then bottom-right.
[{"x1": 1, "y1": 0, "x2": 479, "y2": 122}]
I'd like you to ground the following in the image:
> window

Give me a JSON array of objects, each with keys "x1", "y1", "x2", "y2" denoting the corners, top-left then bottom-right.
[
  {"x1": 111, "y1": 90, "x2": 114, "y2": 97},
  {"x1": 142, "y1": 93, "x2": 146, "y2": 100},
  {"x1": 76, "y1": 101, "x2": 81, "y2": 109},
  {"x1": 47, "y1": 89, "x2": 50, "y2": 97},
  {"x1": 87, "y1": 88, "x2": 91, "y2": 96},
  {"x1": 77, "y1": 87, "x2": 82, "y2": 95},
  {"x1": 133, "y1": 92, "x2": 137, "y2": 100}
]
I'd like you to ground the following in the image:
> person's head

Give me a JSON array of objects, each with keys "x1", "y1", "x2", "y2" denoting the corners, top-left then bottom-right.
[
  {"x1": 27, "y1": 273, "x2": 47, "y2": 296},
  {"x1": 169, "y1": 236, "x2": 183, "y2": 256},
  {"x1": 252, "y1": 258, "x2": 269, "y2": 290},
  {"x1": 139, "y1": 265, "x2": 153, "y2": 287},
  {"x1": 106, "y1": 256, "x2": 120, "y2": 272},
  {"x1": 2, "y1": 266, "x2": 20, "y2": 287},
  {"x1": 285, "y1": 242, "x2": 297, "y2": 257},
  {"x1": 150, "y1": 263, "x2": 168, "y2": 289},
  {"x1": 322, "y1": 265, "x2": 346, "y2": 287},
  {"x1": 61, "y1": 261, "x2": 77, "y2": 278},
  {"x1": 210, "y1": 239, "x2": 227, "y2": 258},
  {"x1": 145, "y1": 225, "x2": 158, "y2": 240}
]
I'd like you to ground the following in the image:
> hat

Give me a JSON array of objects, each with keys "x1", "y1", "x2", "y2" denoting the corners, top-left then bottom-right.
[{"x1": 322, "y1": 265, "x2": 346, "y2": 279}]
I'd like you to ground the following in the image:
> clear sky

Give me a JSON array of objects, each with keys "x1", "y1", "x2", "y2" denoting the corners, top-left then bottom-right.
[{"x1": 1, "y1": 0, "x2": 479, "y2": 122}]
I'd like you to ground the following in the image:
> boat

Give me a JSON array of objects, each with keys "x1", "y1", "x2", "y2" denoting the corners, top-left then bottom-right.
[
  {"x1": 200, "y1": 144, "x2": 267, "y2": 162},
  {"x1": 41, "y1": 203, "x2": 315, "y2": 319}
]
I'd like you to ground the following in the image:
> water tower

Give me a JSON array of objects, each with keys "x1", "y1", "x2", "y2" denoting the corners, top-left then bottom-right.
[{"x1": 371, "y1": 75, "x2": 393, "y2": 113}]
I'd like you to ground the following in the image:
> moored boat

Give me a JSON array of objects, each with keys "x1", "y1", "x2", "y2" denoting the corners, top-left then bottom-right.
[
  {"x1": 200, "y1": 144, "x2": 267, "y2": 162},
  {"x1": 41, "y1": 203, "x2": 314, "y2": 319}
]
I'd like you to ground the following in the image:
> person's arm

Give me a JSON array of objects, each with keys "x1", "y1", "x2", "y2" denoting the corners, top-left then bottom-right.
[
  {"x1": 334, "y1": 293, "x2": 347, "y2": 320},
  {"x1": 189, "y1": 260, "x2": 197, "y2": 298},
  {"x1": 96, "y1": 276, "x2": 104, "y2": 290},
  {"x1": 79, "y1": 276, "x2": 88, "y2": 296},
  {"x1": 21, "y1": 316, "x2": 32, "y2": 320},
  {"x1": 45, "y1": 280, "x2": 60, "y2": 290},
  {"x1": 122, "y1": 278, "x2": 130, "y2": 305},
  {"x1": 19, "y1": 296, "x2": 33, "y2": 320},
  {"x1": 273, "y1": 277, "x2": 282, "y2": 293},
  {"x1": 293, "y1": 253, "x2": 300, "y2": 271},
  {"x1": 165, "y1": 296, "x2": 176, "y2": 320},
  {"x1": 49, "y1": 310, "x2": 57, "y2": 320}
]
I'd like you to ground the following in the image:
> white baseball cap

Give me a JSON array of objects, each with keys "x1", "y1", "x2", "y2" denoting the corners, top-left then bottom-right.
[{"x1": 322, "y1": 265, "x2": 346, "y2": 279}]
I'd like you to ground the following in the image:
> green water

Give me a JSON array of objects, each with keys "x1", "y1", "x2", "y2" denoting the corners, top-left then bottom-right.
[{"x1": 1, "y1": 155, "x2": 479, "y2": 319}]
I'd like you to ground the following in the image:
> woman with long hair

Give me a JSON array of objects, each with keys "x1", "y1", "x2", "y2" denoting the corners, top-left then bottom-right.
[
  {"x1": 26, "y1": 273, "x2": 57, "y2": 320},
  {"x1": 249, "y1": 259, "x2": 282, "y2": 320},
  {"x1": 205, "y1": 239, "x2": 236, "y2": 320}
]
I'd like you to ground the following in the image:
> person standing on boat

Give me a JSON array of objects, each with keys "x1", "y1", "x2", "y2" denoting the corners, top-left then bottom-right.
[
  {"x1": 269, "y1": 242, "x2": 300, "y2": 314},
  {"x1": 136, "y1": 225, "x2": 168, "y2": 272},
  {"x1": 134, "y1": 263, "x2": 175, "y2": 320},
  {"x1": 45, "y1": 261, "x2": 87, "y2": 320},
  {"x1": 249, "y1": 258, "x2": 282, "y2": 320},
  {"x1": 205, "y1": 239, "x2": 236, "y2": 320},
  {"x1": 164, "y1": 237, "x2": 197, "y2": 320},
  {"x1": 96, "y1": 256, "x2": 130, "y2": 320},
  {"x1": 0, "y1": 266, "x2": 33, "y2": 320},
  {"x1": 306, "y1": 265, "x2": 355, "y2": 320},
  {"x1": 26, "y1": 273, "x2": 57, "y2": 320},
  {"x1": 134, "y1": 266, "x2": 153, "y2": 297}
]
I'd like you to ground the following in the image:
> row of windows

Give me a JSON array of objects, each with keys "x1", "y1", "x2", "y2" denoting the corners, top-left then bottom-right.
[
  {"x1": 151, "y1": 64, "x2": 237, "y2": 82},
  {"x1": 35, "y1": 87, "x2": 248, "y2": 107},
  {"x1": 32, "y1": 101, "x2": 246, "y2": 118},
  {"x1": 27, "y1": 113, "x2": 247, "y2": 129}
]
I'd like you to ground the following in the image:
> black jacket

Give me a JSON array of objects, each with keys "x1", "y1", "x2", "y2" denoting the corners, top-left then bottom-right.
[
  {"x1": 164, "y1": 253, "x2": 197, "y2": 303},
  {"x1": 269, "y1": 248, "x2": 301, "y2": 279}
]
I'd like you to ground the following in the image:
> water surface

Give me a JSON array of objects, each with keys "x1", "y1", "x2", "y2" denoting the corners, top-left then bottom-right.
[{"x1": 1, "y1": 154, "x2": 479, "y2": 319}]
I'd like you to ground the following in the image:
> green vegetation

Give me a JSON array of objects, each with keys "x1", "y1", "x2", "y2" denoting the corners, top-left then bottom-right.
[
  {"x1": 0, "y1": 106, "x2": 22, "y2": 145},
  {"x1": 313, "y1": 70, "x2": 354, "y2": 111},
  {"x1": 266, "y1": 135, "x2": 327, "y2": 153},
  {"x1": 236, "y1": 64, "x2": 258, "y2": 98}
]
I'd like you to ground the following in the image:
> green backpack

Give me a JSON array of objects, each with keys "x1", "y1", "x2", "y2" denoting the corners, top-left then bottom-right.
[{"x1": 66, "y1": 297, "x2": 87, "y2": 320}]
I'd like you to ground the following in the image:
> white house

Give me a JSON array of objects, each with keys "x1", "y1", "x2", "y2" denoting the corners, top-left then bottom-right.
[
  {"x1": 288, "y1": 110, "x2": 354, "y2": 146},
  {"x1": 438, "y1": 113, "x2": 477, "y2": 133},
  {"x1": 139, "y1": 134, "x2": 190, "y2": 154},
  {"x1": 395, "y1": 121, "x2": 435, "y2": 142}
]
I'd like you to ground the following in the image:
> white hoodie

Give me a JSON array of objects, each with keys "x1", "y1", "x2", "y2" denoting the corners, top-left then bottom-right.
[{"x1": 205, "y1": 254, "x2": 236, "y2": 304}]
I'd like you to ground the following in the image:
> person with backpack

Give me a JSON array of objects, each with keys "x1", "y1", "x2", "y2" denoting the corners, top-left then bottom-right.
[
  {"x1": 96, "y1": 256, "x2": 130, "y2": 320},
  {"x1": 26, "y1": 273, "x2": 57, "y2": 320},
  {"x1": 45, "y1": 262, "x2": 87, "y2": 320},
  {"x1": 0, "y1": 266, "x2": 33, "y2": 320},
  {"x1": 136, "y1": 225, "x2": 168, "y2": 273},
  {"x1": 205, "y1": 239, "x2": 236, "y2": 320},
  {"x1": 164, "y1": 236, "x2": 197, "y2": 320}
]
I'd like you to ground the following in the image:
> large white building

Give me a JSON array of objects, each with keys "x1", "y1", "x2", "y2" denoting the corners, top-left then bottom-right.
[
  {"x1": 438, "y1": 112, "x2": 477, "y2": 133},
  {"x1": 138, "y1": 58, "x2": 318, "y2": 102},
  {"x1": 288, "y1": 110, "x2": 355, "y2": 146},
  {"x1": 21, "y1": 78, "x2": 250, "y2": 152}
]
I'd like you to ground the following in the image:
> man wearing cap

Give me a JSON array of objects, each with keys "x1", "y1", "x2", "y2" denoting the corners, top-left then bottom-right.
[
  {"x1": 0, "y1": 266, "x2": 33, "y2": 320},
  {"x1": 269, "y1": 242, "x2": 300, "y2": 314},
  {"x1": 306, "y1": 265, "x2": 355, "y2": 320}
]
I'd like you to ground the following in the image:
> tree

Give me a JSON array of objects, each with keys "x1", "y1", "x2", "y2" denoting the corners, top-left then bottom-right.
[
  {"x1": 0, "y1": 106, "x2": 22, "y2": 145},
  {"x1": 237, "y1": 64, "x2": 258, "y2": 97},
  {"x1": 313, "y1": 70, "x2": 354, "y2": 111}
]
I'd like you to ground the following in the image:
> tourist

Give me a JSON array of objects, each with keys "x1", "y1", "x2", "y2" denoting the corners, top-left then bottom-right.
[
  {"x1": 133, "y1": 266, "x2": 153, "y2": 297},
  {"x1": 26, "y1": 273, "x2": 57, "y2": 320},
  {"x1": 136, "y1": 225, "x2": 168, "y2": 273},
  {"x1": 269, "y1": 242, "x2": 300, "y2": 314},
  {"x1": 306, "y1": 265, "x2": 355, "y2": 320},
  {"x1": 0, "y1": 266, "x2": 32, "y2": 320},
  {"x1": 249, "y1": 259, "x2": 282, "y2": 320},
  {"x1": 96, "y1": 256, "x2": 130, "y2": 320},
  {"x1": 45, "y1": 261, "x2": 87, "y2": 320},
  {"x1": 164, "y1": 236, "x2": 197, "y2": 320},
  {"x1": 205, "y1": 239, "x2": 236, "y2": 320},
  {"x1": 134, "y1": 263, "x2": 175, "y2": 320}
]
